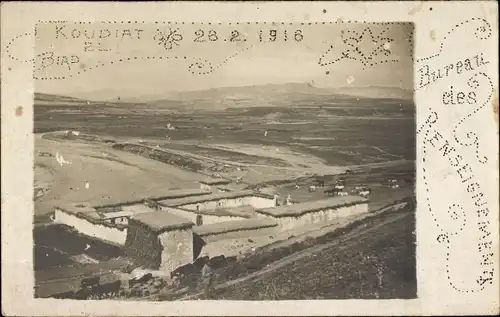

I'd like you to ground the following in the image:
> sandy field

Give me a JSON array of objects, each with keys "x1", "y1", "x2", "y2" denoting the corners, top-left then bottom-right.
[{"x1": 34, "y1": 134, "x2": 207, "y2": 216}]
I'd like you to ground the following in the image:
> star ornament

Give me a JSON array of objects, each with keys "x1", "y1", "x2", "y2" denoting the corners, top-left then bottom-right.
[
  {"x1": 341, "y1": 27, "x2": 398, "y2": 67},
  {"x1": 318, "y1": 26, "x2": 399, "y2": 70}
]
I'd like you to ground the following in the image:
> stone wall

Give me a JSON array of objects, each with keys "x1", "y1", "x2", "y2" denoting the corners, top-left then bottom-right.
[
  {"x1": 257, "y1": 203, "x2": 369, "y2": 231},
  {"x1": 193, "y1": 225, "x2": 278, "y2": 259},
  {"x1": 179, "y1": 195, "x2": 275, "y2": 211},
  {"x1": 243, "y1": 195, "x2": 276, "y2": 209},
  {"x1": 54, "y1": 209, "x2": 127, "y2": 245},
  {"x1": 124, "y1": 219, "x2": 164, "y2": 269},
  {"x1": 201, "y1": 226, "x2": 277, "y2": 243},
  {"x1": 158, "y1": 228, "x2": 194, "y2": 273},
  {"x1": 161, "y1": 206, "x2": 245, "y2": 226}
]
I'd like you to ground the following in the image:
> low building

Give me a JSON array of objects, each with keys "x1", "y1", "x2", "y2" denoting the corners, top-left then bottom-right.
[
  {"x1": 157, "y1": 190, "x2": 276, "y2": 213},
  {"x1": 125, "y1": 212, "x2": 194, "y2": 273},
  {"x1": 96, "y1": 204, "x2": 157, "y2": 226},
  {"x1": 96, "y1": 188, "x2": 211, "y2": 208},
  {"x1": 163, "y1": 204, "x2": 260, "y2": 227},
  {"x1": 150, "y1": 188, "x2": 212, "y2": 200},
  {"x1": 53, "y1": 187, "x2": 369, "y2": 276},
  {"x1": 53, "y1": 189, "x2": 211, "y2": 245},
  {"x1": 199, "y1": 179, "x2": 232, "y2": 191},
  {"x1": 192, "y1": 217, "x2": 278, "y2": 259},
  {"x1": 255, "y1": 196, "x2": 369, "y2": 231},
  {"x1": 54, "y1": 202, "x2": 163, "y2": 245},
  {"x1": 54, "y1": 203, "x2": 131, "y2": 245}
]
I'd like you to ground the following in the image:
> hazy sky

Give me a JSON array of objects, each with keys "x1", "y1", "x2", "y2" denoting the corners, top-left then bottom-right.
[{"x1": 35, "y1": 22, "x2": 413, "y2": 99}]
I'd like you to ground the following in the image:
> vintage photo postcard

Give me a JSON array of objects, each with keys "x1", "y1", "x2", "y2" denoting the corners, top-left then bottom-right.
[{"x1": 1, "y1": 1, "x2": 498, "y2": 316}]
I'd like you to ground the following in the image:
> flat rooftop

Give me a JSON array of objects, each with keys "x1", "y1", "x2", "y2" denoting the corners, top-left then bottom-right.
[
  {"x1": 99, "y1": 204, "x2": 156, "y2": 219},
  {"x1": 56, "y1": 203, "x2": 96, "y2": 215},
  {"x1": 94, "y1": 188, "x2": 211, "y2": 209},
  {"x1": 193, "y1": 217, "x2": 277, "y2": 236},
  {"x1": 157, "y1": 190, "x2": 264, "y2": 207},
  {"x1": 193, "y1": 204, "x2": 257, "y2": 218},
  {"x1": 257, "y1": 196, "x2": 368, "y2": 218},
  {"x1": 149, "y1": 188, "x2": 212, "y2": 200},
  {"x1": 130, "y1": 211, "x2": 194, "y2": 233}
]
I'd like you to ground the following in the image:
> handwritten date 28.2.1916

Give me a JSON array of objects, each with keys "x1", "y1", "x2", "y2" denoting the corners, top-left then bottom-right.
[{"x1": 192, "y1": 29, "x2": 304, "y2": 43}]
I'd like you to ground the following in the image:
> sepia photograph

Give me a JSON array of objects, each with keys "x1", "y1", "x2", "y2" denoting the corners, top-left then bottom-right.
[
  {"x1": 31, "y1": 21, "x2": 417, "y2": 301},
  {"x1": 2, "y1": 1, "x2": 499, "y2": 316}
]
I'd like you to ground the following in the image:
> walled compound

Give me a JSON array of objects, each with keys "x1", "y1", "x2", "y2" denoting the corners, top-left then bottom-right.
[
  {"x1": 53, "y1": 188, "x2": 212, "y2": 245},
  {"x1": 255, "y1": 196, "x2": 368, "y2": 231},
  {"x1": 53, "y1": 183, "x2": 369, "y2": 274}
]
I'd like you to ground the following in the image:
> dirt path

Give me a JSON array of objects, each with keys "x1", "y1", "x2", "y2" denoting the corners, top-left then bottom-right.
[{"x1": 177, "y1": 211, "x2": 410, "y2": 300}]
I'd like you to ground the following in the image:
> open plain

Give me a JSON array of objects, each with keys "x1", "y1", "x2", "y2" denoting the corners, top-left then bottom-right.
[{"x1": 34, "y1": 87, "x2": 414, "y2": 213}]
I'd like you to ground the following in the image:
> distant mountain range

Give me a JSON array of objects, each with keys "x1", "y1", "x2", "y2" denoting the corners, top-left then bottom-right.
[
  {"x1": 34, "y1": 92, "x2": 139, "y2": 107},
  {"x1": 35, "y1": 83, "x2": 413, "y2": 108},
  {"x1": 35, "y1": 92, "x2": 91, "y2": 105}
]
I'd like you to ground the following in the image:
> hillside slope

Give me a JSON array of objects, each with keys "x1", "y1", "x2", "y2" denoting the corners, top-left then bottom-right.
[
  {"x1": 213, "y1": 211, "x2": 416, "y2": 300},
  {"x1": 171, "y1": 206, "x2": 417, "y2": 300}
]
